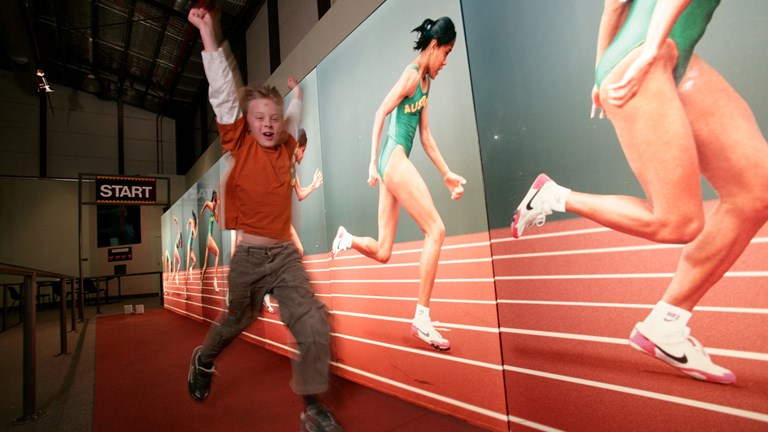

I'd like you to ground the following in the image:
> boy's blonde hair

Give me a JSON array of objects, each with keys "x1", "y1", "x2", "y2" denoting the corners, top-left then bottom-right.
[{"x1": 237, "y1": 84, "x2": 284, "y2": 117}]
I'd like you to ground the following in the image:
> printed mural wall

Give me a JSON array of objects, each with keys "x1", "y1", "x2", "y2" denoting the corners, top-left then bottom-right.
[{"x1": 163, "y1": 0, "x2": 768, "y2": 430}]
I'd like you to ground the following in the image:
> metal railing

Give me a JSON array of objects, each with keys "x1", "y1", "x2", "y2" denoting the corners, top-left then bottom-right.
[
  {"x1": 1, "y1": 263, "x2": 163, "y2": 425},
  {"x1": 85, "y1": 270, "x2": 164, "y2": 314},
  {"x1": 0, "y1": 263, "x2": 77, "y2": 425}
]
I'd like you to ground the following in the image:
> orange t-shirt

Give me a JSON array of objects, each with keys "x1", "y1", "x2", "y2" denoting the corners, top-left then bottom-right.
[{"x1": 218, "y1": 116, "x2": 297, "y2": 239}]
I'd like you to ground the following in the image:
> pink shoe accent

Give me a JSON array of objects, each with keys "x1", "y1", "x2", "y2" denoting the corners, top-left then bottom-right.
[
  {"x1": 628, "y1": 326, "x2": 656, "y2": 356},
  {"x1": 531, "y1": 173, "x2": 552, "y2": 189},
  {"x1": 679, "y1": 367, "x2": 736, "y2": 385},
  {"x1": 511, "y1": 212, "x2": 523, "y2": 239}
]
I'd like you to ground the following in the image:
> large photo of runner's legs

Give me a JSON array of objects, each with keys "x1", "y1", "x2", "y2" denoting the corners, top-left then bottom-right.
[
  {"x1": 163, "y1": 0, "x2": 768, "y2": 430},
  {"x1": 467, "y1": 0, "x2": 768, "y2": 430}
]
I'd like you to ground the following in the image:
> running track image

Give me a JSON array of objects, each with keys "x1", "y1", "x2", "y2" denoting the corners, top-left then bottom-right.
[
  {"x1": 163, "y1": 213, "x2": 767, "y2": 431},
  {"x1": 492, "y1": 213, "x2": 768, "y2": 431}
]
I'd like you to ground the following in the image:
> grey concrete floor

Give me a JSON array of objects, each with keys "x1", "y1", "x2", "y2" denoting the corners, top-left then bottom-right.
[{"x1": 0, "y1": 295, "x2": 162, "y2": 432}]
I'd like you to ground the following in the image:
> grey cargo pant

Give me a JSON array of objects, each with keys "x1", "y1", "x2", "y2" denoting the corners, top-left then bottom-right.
[{"x1": 199, "y1": 242, "x2": 330, "y2": 395}]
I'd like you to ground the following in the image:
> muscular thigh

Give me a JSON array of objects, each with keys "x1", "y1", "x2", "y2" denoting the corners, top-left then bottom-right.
[
  {"x1": 678, "y1": 56, "x2": 768, "y2": 194},
  {"x1": 376, "y1": 178, "x2": 400, "y2": 249},
  {"x1": 601, "y1": 43, "x2": 702, "y2": 209},
  {"x1": 382, "y1": 148, "x2": 441, "y2": 228}
]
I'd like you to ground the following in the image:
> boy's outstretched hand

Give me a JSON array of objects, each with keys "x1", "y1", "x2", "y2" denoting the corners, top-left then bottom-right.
[
  {"x1": 187, "y1": 7, "x2": 212, "y2": 29},
  {"x1": 188, "y1": 7, "x2": 220, "y2": 51}
]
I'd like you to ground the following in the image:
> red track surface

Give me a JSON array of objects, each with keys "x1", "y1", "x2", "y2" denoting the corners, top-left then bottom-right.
[
  {"x1": 493, "y1": 214, "x2": 768, "y2": 431},
  {"x1": 162, "y1": 213, "x2": 768, "y2": 431}
]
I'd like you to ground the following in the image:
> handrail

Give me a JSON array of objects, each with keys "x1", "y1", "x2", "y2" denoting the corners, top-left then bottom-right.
[
  {"x1": 115, "y1": 271, "x2": 164, "y2": 308},
  {"x1": 1, "y1": 264, "x2": 163, "y2": 424},
  {"x1": 0, "y1": 263, "x2": 76, "y2": 280},
  {"x1": 0, "y1": 263, "x2": 77, "y2": 425},
  {"x1": 83, "y1": 270, "x2": 163, "y2": 313}
]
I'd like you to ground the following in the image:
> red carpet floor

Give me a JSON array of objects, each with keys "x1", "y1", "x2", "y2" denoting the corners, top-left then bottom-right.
[{"x1": 94, "y1": 309, "x2": 490, "y2": 432}]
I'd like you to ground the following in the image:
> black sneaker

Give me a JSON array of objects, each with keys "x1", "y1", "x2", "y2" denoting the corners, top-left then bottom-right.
[
  {"x1": 187, "y1": 346, "x2": 215, "y2": 401},
  {"x1": 300, "y1": 403, "x2": 343, "y2": 432}
]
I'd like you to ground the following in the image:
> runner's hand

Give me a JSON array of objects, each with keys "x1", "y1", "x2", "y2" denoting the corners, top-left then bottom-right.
[
  {"x1": 311, "y1": 168, "x2": 323, "y2": 190},
  {"x1": 591, "y1": 84, "x2": 606, "y2": 119},
  {"x1": 368, "y1": 161, "x2": 379, "y2": 187},
  {"x1": 444, "y1": 171, "x2": 467, "y2": 200},
  {"x1": 606, "y1": 50, "x2": 655, "y2": 107}
]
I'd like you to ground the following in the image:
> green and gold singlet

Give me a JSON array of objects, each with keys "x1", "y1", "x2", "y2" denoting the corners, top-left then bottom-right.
[
  {"x1": 595, "y1": 0, "x2": 720, "y2": 89},
  {"x1": 377, "y1": 64, "x2": 430, "y2": 181}
]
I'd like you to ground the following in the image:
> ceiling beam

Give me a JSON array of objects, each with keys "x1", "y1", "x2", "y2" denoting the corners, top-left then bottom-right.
[
  {"x1": 267, "y1": 0, "x2": 279, "y2": 74},
  {"x1": 142, "y1": 7, "x2": 168, "y2": 101},
  {"x1": 90, "y1": 0, "x2": 99, "y2": 79},
  {"x1": 117, "y1": 0, "x2": 138, "y2": 95}
]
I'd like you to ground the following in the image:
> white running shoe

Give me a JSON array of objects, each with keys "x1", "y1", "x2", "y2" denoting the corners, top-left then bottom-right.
[
  {"x1": 331, "y1": 226, "x2": 352, "y2": 258},
  {"x1": 511, "y1": 174, "x2": 557, "y2": 238},
  {"x1": 511, "y1": 173, "x2": 560, "y2": 239},
  {"x1": 411, "y1": 319, "x2": 451, "y2": 351},
  {"x1": 629, "y1": 322, "x2": 735, "y2": 384}
]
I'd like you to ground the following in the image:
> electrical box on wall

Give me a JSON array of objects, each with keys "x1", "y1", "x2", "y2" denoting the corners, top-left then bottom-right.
[{"x1": 114, "y1": 264, "x2": 127, "y2": 275}]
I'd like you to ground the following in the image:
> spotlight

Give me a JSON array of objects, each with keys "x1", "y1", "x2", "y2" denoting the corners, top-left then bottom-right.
[{"x1": 36, "y1": 69, "x2": 54, "y2": 93}]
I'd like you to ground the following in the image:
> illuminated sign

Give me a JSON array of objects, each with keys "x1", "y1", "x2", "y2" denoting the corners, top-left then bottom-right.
[{"x1": 96, "y1": 176, "x2": 157, "y2": 204}]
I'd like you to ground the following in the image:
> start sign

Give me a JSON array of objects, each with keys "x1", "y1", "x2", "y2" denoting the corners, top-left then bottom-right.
[{"x1": 96, "y1": 176, "x2": 157, "y2": 204}]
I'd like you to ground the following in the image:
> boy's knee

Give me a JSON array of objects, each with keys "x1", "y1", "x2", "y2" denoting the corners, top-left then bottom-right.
[{"x1": 293, "y1": 310, "x2": 330, "y2": 343}]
